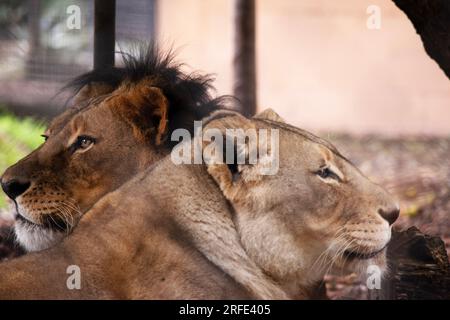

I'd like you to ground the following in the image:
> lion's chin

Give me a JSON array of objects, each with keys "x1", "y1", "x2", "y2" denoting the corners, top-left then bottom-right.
[{"x1": 14, "y1": 220, "x2": 65, "y2": 252}]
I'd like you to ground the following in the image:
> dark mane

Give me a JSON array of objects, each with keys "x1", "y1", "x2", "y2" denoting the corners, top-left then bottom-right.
[{"x1": 64, "y1": 43, "x2": 232, "y2": 146}]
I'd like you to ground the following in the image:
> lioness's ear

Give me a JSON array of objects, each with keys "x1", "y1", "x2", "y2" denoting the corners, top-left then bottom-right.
[
  {"x1": 203, "y1": 113, "x2": 250, "y2": 201},
  {"x1": 73, "y1": 82, "x2": 115, "y2": 105},
  {"x1": 204, "y1": 114, "x2": 279, "y2": 202},
  {"x1": 253, "y1": 108, "x2": 285, "y2": 123}
]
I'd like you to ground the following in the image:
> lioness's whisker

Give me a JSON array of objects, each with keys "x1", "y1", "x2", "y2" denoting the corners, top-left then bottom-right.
[
  {"x1": 337, "y1": 238, "x2": 358, "y2": 276},
  {"x1": 312, "y1": 229, "x2": 348, "y2": 275},
  {"x1": 312, "y1": 232, "x2": 344, "y2": 272},
  {"x1": 324, "y1": 236, "x2": 353, "y2": 277}
]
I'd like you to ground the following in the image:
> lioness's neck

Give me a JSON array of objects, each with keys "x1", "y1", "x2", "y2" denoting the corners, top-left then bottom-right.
[
  {"x1": 147, "y1": 160, "x2": 325, "y2": 299},
  {"x1": 141, "y1": 158, "x2": 290, "y2": 299},
  {"x1": 234, "y1": 208, "x2": 327, "y2": 298}
]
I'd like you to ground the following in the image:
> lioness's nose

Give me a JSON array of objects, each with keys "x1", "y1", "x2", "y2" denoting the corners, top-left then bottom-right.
[
  {"x1": 378, "y1": 207, "x2": 399, "y2": 225},
  {"x1": 1, "y1": 178, "x2": 31, "y2": 200}
]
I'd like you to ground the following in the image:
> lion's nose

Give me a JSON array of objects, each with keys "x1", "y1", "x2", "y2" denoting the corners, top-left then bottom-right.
[
  {"x1": 1, "y1": 178, "x2": 31, "y2": 200},
  {"x1": 378, "y1": 207, "x2": 399, "y2": 225}
]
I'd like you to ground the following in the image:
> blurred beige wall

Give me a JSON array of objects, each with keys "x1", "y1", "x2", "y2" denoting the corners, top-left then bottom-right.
[{"x1": 157, "y1": 0, "x2": 450, "y2": 135}]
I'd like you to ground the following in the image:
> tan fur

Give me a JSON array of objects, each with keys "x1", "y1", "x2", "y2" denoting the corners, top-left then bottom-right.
[
  {"x1": 0, "y1": 86, "x2": 288, "y2": 299},
  {"x1": 0, "y1": 158, "x2": 274, "y2": 299},
  {"x1": 204, "y1": 112, "x2": 399, "y2": 297},
  {"x1": 253, "y1": 108, "x2": 286, "y2": 123},
  {"x1": 0, "y1": 110, "x2": 398, "y2": 299}
]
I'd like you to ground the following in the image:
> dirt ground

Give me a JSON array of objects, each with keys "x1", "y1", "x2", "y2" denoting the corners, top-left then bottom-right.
[{"x1": 0, "y1": 133, "x2": 449, "y2": 298}]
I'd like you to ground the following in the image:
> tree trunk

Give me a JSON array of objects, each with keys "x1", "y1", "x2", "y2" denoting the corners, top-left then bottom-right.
[
  {"x1": 392, "y1": 0, "x2": 450, "y2": 79},
  {"x1": 233, "y1": 0, "x2": 257, "y2": 117},
  {"x1": 370, "y1": 227, "x2": 450, "y2": 300}
]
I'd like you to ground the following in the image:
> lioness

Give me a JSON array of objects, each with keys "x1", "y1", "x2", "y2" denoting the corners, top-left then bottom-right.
[{"x1": 0, "y1": 111, "x2": 399, "y2": 299}]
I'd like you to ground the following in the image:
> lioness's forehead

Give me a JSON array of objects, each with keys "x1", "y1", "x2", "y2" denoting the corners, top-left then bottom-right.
[{"x1": 255, "y1": 118, "x2": 351, "y2": 164}]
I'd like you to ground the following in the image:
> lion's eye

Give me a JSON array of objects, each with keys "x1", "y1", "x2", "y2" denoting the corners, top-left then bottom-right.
[
  {"x1": 316, "y1": 167, "x2": 341, "y2": 182},
  {"x1": 79, "y1": 137, "x2": 93, "y2": 149},
  {"x1": 71, "y1": 135, "x2": 95, "y2": 152}
]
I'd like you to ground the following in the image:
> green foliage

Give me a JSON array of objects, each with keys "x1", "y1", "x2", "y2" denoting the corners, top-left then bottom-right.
[
  {"x1": 0, "y1": 108, "x2": 45, "y2": 208},
  {"x1": 0, "y1": 112, "x2": 46, "y2": 150}
]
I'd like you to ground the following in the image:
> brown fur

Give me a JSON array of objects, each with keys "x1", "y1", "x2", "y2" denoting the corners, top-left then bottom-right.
[
  {"x1": 0, "y1": 110, "x2": 398, "y2": 299},
  {"x1": 0, "y1": 157, "x2": 279, "y2": 299},
  {"x1": 1, "y1": 80, "x2": 169, "y2": 252},
  {"x1": 1, "y1": 45, "x2": 227, "y2": 252},
  {"x1": 1, "y1": 67, "x2": 289, "y2": 299}
]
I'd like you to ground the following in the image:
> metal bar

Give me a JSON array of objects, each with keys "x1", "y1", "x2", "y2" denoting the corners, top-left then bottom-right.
[
  {"x1": 233, "y1": 0, "x2": 257, "y2": 117},
  {"x1": 94, "y1": 0, "x2": 116, "y2": 69}
]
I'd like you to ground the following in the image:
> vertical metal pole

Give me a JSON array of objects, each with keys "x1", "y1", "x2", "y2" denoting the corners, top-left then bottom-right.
[
  {"x1": 94, "y1": 0, "x2": 116, "y2": 69},
  {"x1": 28, "y1": 0, "x2": 41, "y2": 57},
  {"x1": 149, "y1": 0, "x2": 157, "y2": 41},
  {"x1": 233, "y1": 0, "x2": 257, "y2": 117},
  {"x1": 26, "y1": 0, "x2": 41, "y2": 79}
]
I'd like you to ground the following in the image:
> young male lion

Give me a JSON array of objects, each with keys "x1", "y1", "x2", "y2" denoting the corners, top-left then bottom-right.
[
  {"x1": 0, "y1": 45, "x2": 224, "y2": 252},
  {"x1": 0, "y1": 110, "x2": 399, "y2": 299}
]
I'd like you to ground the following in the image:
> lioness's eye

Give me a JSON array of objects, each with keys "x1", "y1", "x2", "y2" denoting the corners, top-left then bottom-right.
[
  {"x1": 71, "y1": 135, "x2": 95, "y2": 152},
  {"x1": 316, "y1": 167, "x2": 341, "y2": 182}
]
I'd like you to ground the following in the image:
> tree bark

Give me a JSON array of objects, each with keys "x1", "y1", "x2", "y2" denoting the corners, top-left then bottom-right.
[
  {"x1": 392, "y1": 0, "x2": 450, "y2": 79},
  {"x1": 369, "y1": 227, "x2": 450, "y2": 300},
  {"x1": 233, "y1": 0, "x2": 257, "y2": 117}
]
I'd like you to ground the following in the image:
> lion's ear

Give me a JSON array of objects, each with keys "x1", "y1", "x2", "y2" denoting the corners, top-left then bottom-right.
[
  {"x1": 73, "y1": 82, "x2": 115, "y2": 105},
  {"x1": 134, "y1": 85, "x2": 169, "y2": 145},
  {"x1": 115, "y1": 83, "x2": 169, "y2": 145},
  {"x1": 253, "y1": 108, "x2": 285, "y2": 123}
]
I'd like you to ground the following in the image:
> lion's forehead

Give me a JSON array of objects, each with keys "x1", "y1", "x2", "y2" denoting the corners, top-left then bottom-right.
[
  {"x1": 48, "y1": 102, "x2": 117, "y2": 139},
  {"x1": 47, "y1": 107, "x2": 81, "y2": 135}
]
